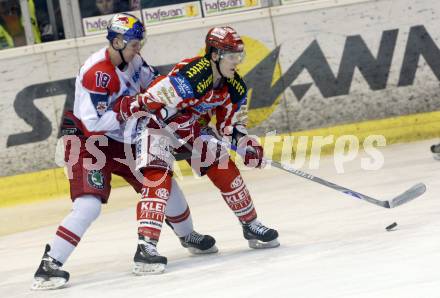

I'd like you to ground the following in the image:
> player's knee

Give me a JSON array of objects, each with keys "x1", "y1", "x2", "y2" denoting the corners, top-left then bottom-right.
[
  {"x1": 142, "y1": 168, "x2": 172, "y2": 190},
  {"x1": 72, "y1": 195, "x2": 102, "y2": 222},
  {"x1": 207, "y1": 160, "x2": 241, "y2": 189}
]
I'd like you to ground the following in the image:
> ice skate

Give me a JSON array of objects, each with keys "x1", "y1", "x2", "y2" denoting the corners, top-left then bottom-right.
[
  {"x1": 133, "y1": 235, "x2": 167, "y2": 275},
  {"x1": 31, "y1": 244, "x2": 69, "y2": 290},
  {"x1": 165, "y1": 219, "x2": 218, "y2": 254},
  {"x1": 430, "y1": 143, "x2": 440, "y2": 160},
  {"x1": 242, "y1": 219, "x2": 280, "y2": 249},
  {"x1": 179, "y1": 231, "x2": 218, "y2": 254}
]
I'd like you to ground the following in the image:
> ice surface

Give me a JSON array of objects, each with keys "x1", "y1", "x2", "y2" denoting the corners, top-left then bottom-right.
[{"x1": 1, "y1": 139, "x2": 439, "y2": 298}]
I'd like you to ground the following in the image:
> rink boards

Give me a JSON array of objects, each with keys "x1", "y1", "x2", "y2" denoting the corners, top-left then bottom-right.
[{"x1": 1, "y1": 0, "x2": 440, "y2": 203}]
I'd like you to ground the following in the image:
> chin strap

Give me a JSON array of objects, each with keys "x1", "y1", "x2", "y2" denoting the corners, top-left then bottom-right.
[
  {"x1": 112, "y1": 41, "x2": 128, "y2": 70},
  {"x1": 212, "y1": 49, "x2": 226, "y2": 78},
  {"x1": 214, "y1": 58, "x2": 224, "y2": 78},
  {"x1": 117, "y1": 49, "x2": 128, "y2": 70}
]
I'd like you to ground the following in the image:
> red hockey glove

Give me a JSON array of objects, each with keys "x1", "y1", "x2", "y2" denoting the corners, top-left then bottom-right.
[
  {"x1": 112, "y1": 95, "x2": 140, "y2": 122},
  {"x1": 135, "y1": 92, "x2": 165, "y2": 112},
  {"x1": 237, "y1": 136, "x2": 264, "y2": 168},
  {"x1": 113, "y1": 93, "x2": 165, "y2": 122}
]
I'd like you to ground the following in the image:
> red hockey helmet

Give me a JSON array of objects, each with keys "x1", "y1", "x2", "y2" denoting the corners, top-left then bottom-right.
[{"x1": 205, "y1": 26, "x2": 244, "y2": 55}]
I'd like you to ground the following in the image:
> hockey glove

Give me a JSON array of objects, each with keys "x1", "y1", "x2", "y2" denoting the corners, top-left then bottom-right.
[
  {"x1": 236, "y1": 135, "x2": 264, "y2": 168},
  {"x1": 113, "y1": 95, "x2": 138, "y2": 122},
  {"x1": 113, "y1": 93, "x2": 165, "y2": 122},
  {"x1": 135, "y1": 92, "x2": 165, "y2": 112}
]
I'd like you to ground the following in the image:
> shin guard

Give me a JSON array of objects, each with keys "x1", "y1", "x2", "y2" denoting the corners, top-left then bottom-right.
[
  {"x1": 137, "y1": 169, "x2": 172, "y2": 240},
  {"x1": 207, "y1": 160, "x2": 257, "y2": 223}
]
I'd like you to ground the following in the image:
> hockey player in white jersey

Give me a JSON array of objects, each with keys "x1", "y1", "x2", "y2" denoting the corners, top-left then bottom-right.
[{"x1": 31, "y1": 13, "x2": 217, "y2": 290}]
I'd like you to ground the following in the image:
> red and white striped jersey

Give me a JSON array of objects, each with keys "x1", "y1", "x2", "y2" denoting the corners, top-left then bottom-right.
[
  {"x1": 74, "y1": 47, "x2": 157, "y2": 143},
  {"x1": 144, "y1": 55, "x2": 248, "y2": 137}
]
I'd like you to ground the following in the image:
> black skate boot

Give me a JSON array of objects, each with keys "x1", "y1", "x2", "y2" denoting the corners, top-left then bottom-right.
[
  {"x1": 242, "y1": 219, "x2": 280, "y2": 249},
  {"x1": 180, "y1": 231, "x2": 218, "y2": 254},
  {"x1": 165, "y1": 219, "x2": 218, "y2": 254},
  {"x1": 430, "y1": 143, "x2": 440, "y2": 160},
  {"x1": 133, "y1": 235, "x2": 167, "y2": 275},
  {"x1": 31, "y1": 244, "x2": 69, "y2": 290}
]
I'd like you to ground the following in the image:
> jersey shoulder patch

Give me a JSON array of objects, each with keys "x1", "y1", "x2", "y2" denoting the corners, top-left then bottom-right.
[
  {"x1": 226, "y1": 73, "x2": 247, "y2": 104},
  {"x1": 82, "y1": 61, "x2": 120, "y2": 95},
  {"x1": 169, "y1": 74, "x2": 195, "y2": 99},
  {"x1": 177, "y1": 56, "x2": 213, "y2": 99}
]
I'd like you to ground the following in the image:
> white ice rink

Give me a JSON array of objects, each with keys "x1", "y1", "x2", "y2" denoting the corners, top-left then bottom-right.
[{"x1": 1, "y1": 139, "x2": 439, "y2": 298}]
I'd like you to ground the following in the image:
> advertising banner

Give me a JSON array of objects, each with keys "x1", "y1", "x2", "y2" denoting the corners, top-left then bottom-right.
[
  {"x1": 201, "y1": 0, "x2": 261, "y2": 17},
  {"x1": 280, "y1": 0, "x2": 317, "y2": 5},
  {"x1": 82, "y1": 10, "x2": 142, "y2": 36},
  {"x1": 142, "y1": 2, "x2": 202, "y2": 25}
]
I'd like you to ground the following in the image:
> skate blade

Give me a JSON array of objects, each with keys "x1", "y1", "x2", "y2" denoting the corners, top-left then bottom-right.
[
  {"x1": 187, "y1": 245, "x2": 219, "y2": 255},
  {"x1": 248, "y1": 239, "x2": 280, "y2": 249},
  {"x1": 31, "y1": 277, "x2": 68, "y2": 290},
  {"x1": 133, "y1": 262, "x2": 166, "y2": 275},
  {"x1": 433, "y1": 153, "x2": 440, "y2": 160}
]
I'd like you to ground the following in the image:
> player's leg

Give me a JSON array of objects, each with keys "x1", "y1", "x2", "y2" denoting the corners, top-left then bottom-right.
[
  {"x1": 132, "y1": 169, "x2": 171, "y2": 275},
  {"x1": 32, "y1": 195, "x2": 102, "y2": 290},
  {"x1": 119, "y1": 153, "x2": 218, "y2": 255},
  {"x1": 132, "y1": 117, "x2": 174, "y2": 274},
  {"x1": 206, "y1": 159, "x2": 279, "y2": 249},
  {"x1": 32, "y1": 134, "x2": 110, "y2": 290},
  {"x1": 165, "y1": 179, "x2": 218, "y2": 254}
]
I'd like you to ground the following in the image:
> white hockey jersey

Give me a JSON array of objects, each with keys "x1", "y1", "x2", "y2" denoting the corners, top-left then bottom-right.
[{"x1": 74, "y1": 47, "x2": 157, "y2": 143}]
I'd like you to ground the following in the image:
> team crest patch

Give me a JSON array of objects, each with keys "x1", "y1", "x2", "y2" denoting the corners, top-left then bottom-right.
[
  {"x1": 230, "y1": 176, "x2": 243, "y2": 189},
  {"x1": 87, "y1": 170, "x2": 105, "y2": 189},
  {"x1": 155, "y1": 188, "x2": 170, "y2": 200},
  {"x1": 96, "y1": 101, "x2": 108, "y2": 116}
]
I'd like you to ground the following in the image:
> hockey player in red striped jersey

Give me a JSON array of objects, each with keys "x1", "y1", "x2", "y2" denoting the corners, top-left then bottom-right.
[
  {"x1": 31, "y1": 13, "x2": 216, "y2": 290},
  {"x1": 115, "y1": 26, "x2": 280, "y2": 275}
]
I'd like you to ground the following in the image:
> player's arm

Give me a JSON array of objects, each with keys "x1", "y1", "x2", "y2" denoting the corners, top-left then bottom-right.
[
  {"x1": 114, "y1": 70, "x2": 198, "y2": 122},
  {"x1": 79, "y1": 68, "x2": 120, "y2": 134},
  {"x1": 214, "y1": 97, "x2": 246, "y2": 142},
  {"x1": 112, "y1": 76, "x2": 177, "y2": 122},
  {"x1": 216, "y1": 89, "x2": 264, "y2": 168},
  {"x1": 114, "y1": 57, "x2": 203, "y2": 122}
]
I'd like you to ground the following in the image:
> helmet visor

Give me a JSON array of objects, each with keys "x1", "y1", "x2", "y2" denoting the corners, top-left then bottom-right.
[{"x1": 220, "y1": 51, "x2": 245, "y2": 63}]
